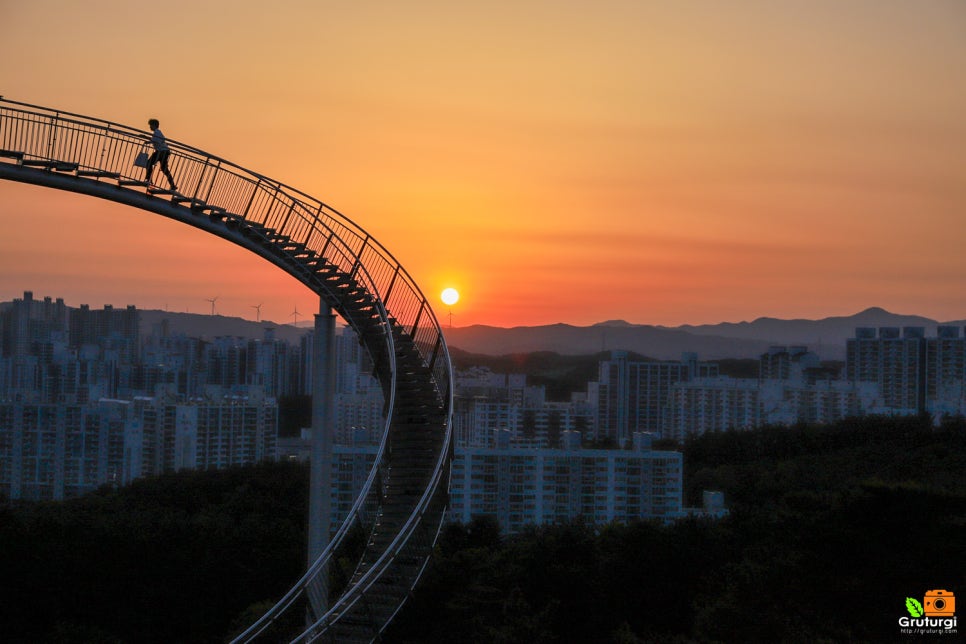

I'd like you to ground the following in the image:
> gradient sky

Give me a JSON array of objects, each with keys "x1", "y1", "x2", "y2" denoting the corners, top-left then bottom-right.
[{"x1": 1, "y1": 1, "x2": 964, "y2": 328}]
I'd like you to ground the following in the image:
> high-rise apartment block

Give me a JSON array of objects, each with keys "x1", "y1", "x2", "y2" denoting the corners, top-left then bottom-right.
[
  {"x1": 847, "y1": 327, "x2": 926, "y2": 413},
  {"x1": 448, "y1": 430, "x2": 683, "y2": 534},
  {"x1": 662, "y1": 377, "x2": 763, "y2": 441},
  {"x1": 1, "y1": 390, "x2": 277, "y2": 501},
  {"x1": 453, "y1": 369, "x2": 594, "y2": 449},
  {"x1": 927, "y1": 326, "x2": 966, "y2": 417},
  {"x1": 761, "y1": 379, "x2": 883, "y2": 426},
  {"x1": 597, "y1": 351, "x2": 717, "y2": 446},
  {"x1": 0, "y1": 400, "x2": 122, "y2": 501},
  {"x1": 847, "y1": 326, "x2": 966, "y2": 416}
]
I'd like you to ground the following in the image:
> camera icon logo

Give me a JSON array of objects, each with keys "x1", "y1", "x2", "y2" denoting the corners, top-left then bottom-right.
[{"x1": 924, "y1": 590, "x2": 956, "y2": 617}]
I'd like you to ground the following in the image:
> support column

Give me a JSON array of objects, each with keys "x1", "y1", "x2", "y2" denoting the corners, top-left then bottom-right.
[{"x1": 308, "y1": 301, "x2": 336, "y2": 614}]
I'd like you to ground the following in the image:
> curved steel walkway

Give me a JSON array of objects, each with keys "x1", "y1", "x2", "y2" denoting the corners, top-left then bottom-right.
[{"x1": 0, "y1": 97, "x2": 452, "y2": 643}]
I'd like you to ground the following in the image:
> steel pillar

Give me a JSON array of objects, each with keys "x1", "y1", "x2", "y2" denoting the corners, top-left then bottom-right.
[{"x1": 307, "y1": 302, "x2": 336, "y2": 614}]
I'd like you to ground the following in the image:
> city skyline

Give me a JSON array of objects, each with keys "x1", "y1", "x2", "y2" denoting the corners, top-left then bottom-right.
[{"x1": 2, "y1": 2, "x2": 964, "y2": 328}]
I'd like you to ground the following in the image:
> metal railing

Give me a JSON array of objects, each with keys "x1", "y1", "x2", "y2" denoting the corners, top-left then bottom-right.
[{"x1": 0, "y1": 97, "x2": 453, "y2": 642}]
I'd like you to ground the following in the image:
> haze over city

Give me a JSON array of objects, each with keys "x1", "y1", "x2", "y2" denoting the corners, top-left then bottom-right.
[{"x1": 1, "y1": 1, "x2": 964, "y2": 327}]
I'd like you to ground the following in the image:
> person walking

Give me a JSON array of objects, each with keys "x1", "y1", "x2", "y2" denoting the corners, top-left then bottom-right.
[{"x1": 146, "y1": 118, "x2": 177, "y2": 190}]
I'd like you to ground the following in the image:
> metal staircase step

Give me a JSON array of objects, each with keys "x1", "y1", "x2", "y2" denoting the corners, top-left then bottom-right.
[
  {"x1": 76, "y1": 169, "x2": 120, "y2": 179},
  {"x1": 21, "y1": 158, "x2": 77, "y2": 171}
]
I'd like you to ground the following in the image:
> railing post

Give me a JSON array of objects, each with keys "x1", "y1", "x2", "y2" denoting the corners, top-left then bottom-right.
[
  {"x1": 99, "y1": 124, "x2": 111, "y2": 170},
  {"x1": 202, "y1": 159, "x2": 220, "y2": 204},
  {"x1": 190, "y1": 160, "x2": 210, "y2": 204},
  {"x1": 427, "y1": 334, "x2": 443, "y2": 373},
  {"x1": 319, "y1": 231, "x2": 334, "y2": 261},
  {"x1": 410, "y1": 302, "x2": 424, "y2": 338},
  {"x1": 45, "y1": 112, "x2": 58, "y2": 159},
  {"x1": 348, "y1": 237, "x2": 370, "y2": 283},
  {"x1": 308, "y1": 202, "x2": 326, "y2": 246},
  {"x1": 383, "y1": 267, "x2": 399, "y2": 306},
  {"x1": 242, "y1": 178, "x2": 261, "y2": 218},
  {"x1": 278, "y1": 200, "x2": 296, "y2": 235}
]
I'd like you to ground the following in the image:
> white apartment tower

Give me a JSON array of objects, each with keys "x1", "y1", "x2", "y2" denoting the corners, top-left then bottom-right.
[
  {"x1": 597, "y1": 351, "x2": 717, "y2": 446},
  {"x1": 448, "y1": 430, "x2": 683, "y2": 534}
]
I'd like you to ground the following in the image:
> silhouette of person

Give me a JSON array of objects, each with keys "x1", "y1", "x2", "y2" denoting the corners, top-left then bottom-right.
[{"x1": 146, "y1": 118, "x2": 177, "y2": 190}]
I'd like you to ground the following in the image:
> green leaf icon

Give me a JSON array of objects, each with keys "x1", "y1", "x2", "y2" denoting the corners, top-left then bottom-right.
[{"x1": 906, "y1": 597, "x2": 924, "y2": 617}]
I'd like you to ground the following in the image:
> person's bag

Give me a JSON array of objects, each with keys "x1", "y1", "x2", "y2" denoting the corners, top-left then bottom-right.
[{"x1": 134, "y1": 146, "x2": 149, "y2": 168}]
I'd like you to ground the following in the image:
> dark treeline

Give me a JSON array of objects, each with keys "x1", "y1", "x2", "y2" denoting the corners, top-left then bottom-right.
[
  {"x1": 0, "y1": 462, "x2": 309, "y2": 644},
  {"x1": 389, "y1": 415, "x2": 966, "y2": 643},
  {"x1": 1, "y1": 416, "x2": 964, "y2": 642}
]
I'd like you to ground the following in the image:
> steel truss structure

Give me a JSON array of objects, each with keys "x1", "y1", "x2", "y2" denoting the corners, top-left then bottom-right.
[{"x1": 0, "y1": 97, "x2": 453, "y2": 643}]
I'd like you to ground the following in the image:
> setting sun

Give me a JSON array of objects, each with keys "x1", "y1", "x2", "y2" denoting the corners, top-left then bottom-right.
[{"x1": 441, "y1": 288, "x2": 460, "y2": 306}]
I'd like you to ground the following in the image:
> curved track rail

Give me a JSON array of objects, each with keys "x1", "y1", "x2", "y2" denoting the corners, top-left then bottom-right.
[{"x1": 0, "y1": 98, "x2": 452, "y2": 643}]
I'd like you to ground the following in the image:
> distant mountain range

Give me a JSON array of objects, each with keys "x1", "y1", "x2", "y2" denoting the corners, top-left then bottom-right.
[
  {"x1": 139, "y1": 309, "x2": 312, "y2": 345},
  {"x1": 134, "y1": 307, "x2": 965, "y2": 361},
  {"x1": 443, "y1": 308, "x2": 966, "y2": 360}
]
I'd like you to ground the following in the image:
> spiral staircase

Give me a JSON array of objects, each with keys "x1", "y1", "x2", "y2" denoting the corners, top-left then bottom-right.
[{"x1": 0, "y1": 97, "x2": 453, "y2": 643}]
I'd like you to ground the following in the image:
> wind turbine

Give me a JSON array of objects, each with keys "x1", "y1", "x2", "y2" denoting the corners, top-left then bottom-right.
[
  {"x1": 206, "y1": 296, "x2": 219, "y2": 316},
  {"x1": 251, "y1": 303, "x2": 263, "y2": 322},
  {"x1": 291, "y1": 305, "x2": 301, "y2": 327},
  {"x1": 441, "y1": 288, "x2": 460, "y2": 329}
]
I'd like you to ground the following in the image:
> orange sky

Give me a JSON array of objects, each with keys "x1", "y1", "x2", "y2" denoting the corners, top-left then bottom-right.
[{"x1": 1, "y1": 1, "x2": 964, "y2": 328}]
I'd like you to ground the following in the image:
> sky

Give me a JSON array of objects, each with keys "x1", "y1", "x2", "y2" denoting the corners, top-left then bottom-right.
[{"x1": 1, "y1": 1, "x2": 964, "y2": 328}]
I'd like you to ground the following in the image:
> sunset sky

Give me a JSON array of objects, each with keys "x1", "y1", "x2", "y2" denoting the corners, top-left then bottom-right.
[{"x1": 1, "y1": 1, "x2": 964, "y2": 328}]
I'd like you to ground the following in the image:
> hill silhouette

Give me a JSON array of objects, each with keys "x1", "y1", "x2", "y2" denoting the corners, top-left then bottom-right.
[
  {"x1": 444, "y1": 308, "x2": 965, "y2": 359},
  {"x1": 139, "y1": 309, "x2": 313, "y2": 344}
]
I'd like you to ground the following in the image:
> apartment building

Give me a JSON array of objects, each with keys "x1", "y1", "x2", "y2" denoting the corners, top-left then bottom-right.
[
  {"x1": 847, "y1": 326, "x2": 966, "y2": 416},
  {"x1": 597, "y1": 351, "x2": 717, "y2": 446},
  {"x1": 0, "y1": 390, "x2": 277, "y2": 502},
  {"x1": 448, "y1": 430, "x2": 683, "y2": 535}
]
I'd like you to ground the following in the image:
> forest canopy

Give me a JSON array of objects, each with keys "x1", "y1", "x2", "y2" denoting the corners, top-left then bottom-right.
[{"x1": 1, "y1": 415, "x2": 963, "y2": 643}]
